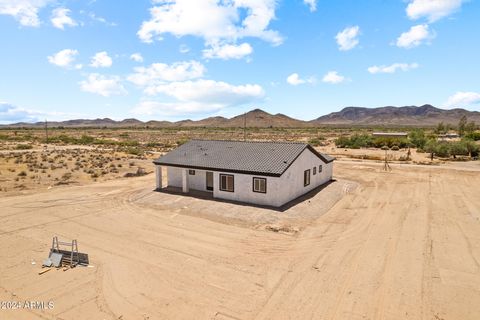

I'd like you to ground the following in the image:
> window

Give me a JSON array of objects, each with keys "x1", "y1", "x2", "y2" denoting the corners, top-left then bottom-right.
[
  {"x1": 319, "y1": 165, "x2": 323, "y2": 173},
  {"x1": 304, "y1": 169, "x2": 311, "y2": 186},
  {"x1": 313, "y1": 167, "x2": 317, "y2": 175},
  {"x1": 188, "y1": 169, "x2": 195, "y2": 175},
  {"x1": 220, "y1": 174, "x2": 234, "y2": 192},
  {"x1": 253, "y1": 177, "x2": 267, "y2": 193}
]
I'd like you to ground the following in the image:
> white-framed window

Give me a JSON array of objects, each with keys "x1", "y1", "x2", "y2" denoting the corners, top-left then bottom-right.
[
  {"x1": 304, "y1": 169, "x2": 311, "y2": 186},
  {"x1": 219, "y1": 174, "x2": 234, "y2": 192},
  {"x1": 188, "y1": 169, "x2": 195, "y2": 175},
  {"x1": 319, "y1": 165, "x2": 323, "y2": 173},
  {"x1": 253, "y1": 177, "x2": 267, "y2": 193},
  {"x1": 313, "y1": 167, "x2": 317, "y2": 175}
]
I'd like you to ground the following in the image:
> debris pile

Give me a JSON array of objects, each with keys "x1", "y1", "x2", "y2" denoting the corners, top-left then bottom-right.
[{"x1": 39, "y1": 236, "x2": 89, "y2": 274}]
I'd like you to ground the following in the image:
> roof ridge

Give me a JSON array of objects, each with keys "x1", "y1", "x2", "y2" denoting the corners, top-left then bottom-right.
[{"x1": 189, "y1": 139, "x2": 307, "y2": 145}]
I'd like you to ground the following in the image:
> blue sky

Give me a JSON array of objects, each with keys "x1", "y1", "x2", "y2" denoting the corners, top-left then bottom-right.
[{"x1": 0, "y1": 0, "x2": 479, "y2": 124}]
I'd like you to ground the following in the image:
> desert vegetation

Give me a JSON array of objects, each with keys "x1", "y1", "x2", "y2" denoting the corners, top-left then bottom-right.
[
  {"x1": 0, "y1": 122, "x2": 479, "y2": 195},
  {"x1": 334, "y1": 117, "x2": 480, "y2": 160}
]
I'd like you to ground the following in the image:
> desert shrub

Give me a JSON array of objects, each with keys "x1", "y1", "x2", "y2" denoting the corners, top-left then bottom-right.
[
  {"x1": 18, "y1": 171, "x2": 27, "y2": 177},
  {"x1": 334, "y1": 134, "x2": 372, "y2": 149},
  {"x1": 408, "y1": 129, "x2": 427, "y2": 148},
  {"x1": 464, "y1": 132, "x2": 480, "y2": 141},
  {"x1": 334, "y1": 136, "x2": 350, "y2": 148},
  {"x1": 449, "y1": 141, "x2": 469, "y2": 157},
  {"x1": 118, "y1": 140, "x2": 139, "y2": 147},
  {"x1": 391, "y1": 145, "x2": 400, "y2": 151},
  {"x1": 146, "y1": 142, "x2": 162, "y2": 148},
  {"x1": 176, "y1": 138, "x2": 188, "y2": 146},
  {"x1": 125, "y1": 147, "x2": 143, "y2": 156},
  {"x1": 424, "y1": 140, "x2": 478, "y2": 158},
  {"x1": 308, "y1": 136, "x2": 325, "y2": 147},
  {"x1": 463, "y1": 139, "x2": 479, "y2": 157},
  {"x1": 15, "y1": 144, "x2": 33, "y2": 150},
  {"x1": 371, "y1": 137, "x2": 409, "y2": 148},
  {"x1": 61, "y1": 172, "x2": 72, "y2": 181}
]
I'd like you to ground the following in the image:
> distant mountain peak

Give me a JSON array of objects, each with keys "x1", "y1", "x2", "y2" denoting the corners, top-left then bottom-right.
[
  {"x1": 2, "y1": 105, "x2": 479, "y2": 128},
  {"x1": 312, "y1": 105, "x2": 479, "y2": 125}
]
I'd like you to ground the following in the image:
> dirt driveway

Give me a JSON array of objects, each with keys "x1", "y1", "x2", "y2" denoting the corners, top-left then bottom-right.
[{"x1": 0, "y1": 161, "x2": 479, "y2": 319}]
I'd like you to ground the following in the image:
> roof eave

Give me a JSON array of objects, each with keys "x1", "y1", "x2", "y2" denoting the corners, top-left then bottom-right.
[{"x1": 152, "y1": 161, "x2": 282, "y2": 177}]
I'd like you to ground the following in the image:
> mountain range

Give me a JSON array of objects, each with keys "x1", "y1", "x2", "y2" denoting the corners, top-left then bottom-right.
[{"x1": 2, "y1": 105, "x2": 479, "y2": 128}]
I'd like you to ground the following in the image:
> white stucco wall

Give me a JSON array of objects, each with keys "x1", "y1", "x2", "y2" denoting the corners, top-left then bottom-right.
[
  {"x1": 167, "y1": 167, "x2": 183, "y2": 188},
  {"x1": 274, "y1": 148, "x2": 333, "y2": 206},
  {"x1": 212, "y1": 171, "x2": 282, "y2": 207},
  {"x1": 166, "y1": 167, "x2": 211, "y2": 192},
  {"x1": 161, "y1": 148, "x2": 333, "y2": 207},
  {"x1": 213, "y1": 148, "x2": 333, "y2": 207}
]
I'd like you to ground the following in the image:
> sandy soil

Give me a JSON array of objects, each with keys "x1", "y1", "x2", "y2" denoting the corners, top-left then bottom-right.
[{"x1": 1, "y1": 160, "x2": 480, "y2": 320}]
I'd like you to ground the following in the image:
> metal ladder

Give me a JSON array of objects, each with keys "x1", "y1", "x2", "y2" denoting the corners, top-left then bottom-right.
[{"x1": 51, "y1": 236, "x2": 79, "y2": 267}]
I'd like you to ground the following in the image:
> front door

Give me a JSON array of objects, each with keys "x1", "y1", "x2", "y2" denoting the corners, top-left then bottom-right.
[{"x1": 206, "y1": 171, "x2": 213, "y2": 191}]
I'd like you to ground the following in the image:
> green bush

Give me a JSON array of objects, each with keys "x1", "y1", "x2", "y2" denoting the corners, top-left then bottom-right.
[
  {"x1": 308, "y1": 136, "x2": 325, "y2": 146},
  {"x1": 125, "y1": 147, "x2": 143, "y2": 156},
  {"x1": 424, "y1": 139, "x2": 479, "y2": 158},
  {"x1": 176, "y1": 139, "x2": 188, "y2": 146},
  {"x1": 408, "y1": 129, "x2": 427, "y2": 148},
  {"x1": 464, "y1": 132, "x2": 480, "y2": 141},
  {"x1": 15, "y1": 144, "x2": 33, "y2": 150}
]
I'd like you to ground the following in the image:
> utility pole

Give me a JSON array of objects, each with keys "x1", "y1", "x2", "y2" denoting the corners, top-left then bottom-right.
[
  {"x1": 383, "y1": 148, "x2": 391, "y2": 171},
  {"x1": 44, "y1": 119, "x2": 48, "y2": 144},
  {"x1": 243, "y1": 112, "x2": 246, "y2": 141}
]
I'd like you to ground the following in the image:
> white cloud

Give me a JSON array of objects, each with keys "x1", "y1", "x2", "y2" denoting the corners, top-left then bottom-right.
[
  {"x1": 90, "y1": 51, "x2": 113, "y2": 68},
  {"x1": 286, "y1": 73, "x2": 315, "y2": 86},
  {"x1": 87, "y1": 12, "x2": 117, "y2": 26},
  {"x1": 47, "y1": 49, "x2": 80, "y2": 68},
  {"x1": 132, "y1": 101, "x2": 225, "y2": 117},
  {"x1": 396, "y1": 24, "x2": 434, "y2": 48},
  {"x1": 51, "y1": 7, "x2": 77, "y2": 29},
  {"x1": 0, "y1": 102, "x2": 81, "y2": 124},
  {"x1": 322, "y1": 71, "x2": 347, "y2": 84},
  {"x1": 0, "y1": 102, "x2": 40, "y2": 123},
  {"x1": 128, "y1": 60, "x2": 206, "y2": 87},
  {"x1": 0, "y1": 0, "x2": 53, "y2": 27},
  {"x1": 368, "y1": 63, "x2": 419, "y2": 74},
  {"x1": 335, "y1": 26, "x2": 360, "y2": 51},
  {"x1": 132, "y1": 79, "x2": 264, "y2": 116},
  {"x1": 179, "y1": 44, "x2": 190, "y2": 54},
  {"x1": 304, "y1": 0, "x2": 317, "y2": 12},
  {"x1": 406, "y1": 0, "x2": 464, "y2": 22},
  {"x1": 203, "y1": 42, "x2": 253, "y2": 60},
  {"x1": 144, "y1": 79, "x2": 264, "y2": 102},
  {"x1": 79, "y1": 73, "x2": 126, "y2": 97},
  {"x1": 130, "y1": 53, "x2": 144, "y2": 63},
  {"x1": 137, "y1": 0, "x2": 282, "y2": 59},
  {"x1": 445, "y1": 91, "x2": 480, "y2": 108}
]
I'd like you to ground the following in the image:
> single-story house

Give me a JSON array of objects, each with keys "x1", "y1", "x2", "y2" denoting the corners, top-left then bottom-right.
[{"x1": 153, "y1": 140, "x2": 335, "y2": 207}]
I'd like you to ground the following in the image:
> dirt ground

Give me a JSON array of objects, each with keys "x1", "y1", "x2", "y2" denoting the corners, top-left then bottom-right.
[{"x1": 1, "y1": 160, "x2": 480, "y2": 320}]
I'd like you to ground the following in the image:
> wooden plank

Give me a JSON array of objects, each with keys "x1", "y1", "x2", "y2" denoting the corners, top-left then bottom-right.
[{"x1": 38, "y1": 268, "x2": 51, "y2": 275}]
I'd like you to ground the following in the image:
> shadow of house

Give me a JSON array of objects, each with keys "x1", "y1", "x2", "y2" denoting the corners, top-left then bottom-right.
[{"x1": 155, "y1": 179, "x2": 336, "y2": 213}]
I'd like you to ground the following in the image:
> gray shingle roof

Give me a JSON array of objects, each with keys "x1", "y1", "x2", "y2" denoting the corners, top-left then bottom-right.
[{"x1": 153, "y1": 140, "x2": 334, "y2": 177}]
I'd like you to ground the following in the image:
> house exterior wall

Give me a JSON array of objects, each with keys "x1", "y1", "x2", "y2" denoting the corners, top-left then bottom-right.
[
  {"x1": 213, "y1": 148, "x2": 332, "y2": 207},
  {"x1": 166, "y1": 167, "x2": 211, "y2": 192},
  {"x1": 275, "y1": 148, "x2": 333, "y2": 206},
  {"x1": 162, "y1": 148, "x2": 333, "y2": 207},
  {"x1": 212, "y1": 171, "x2": 282, "y2": 207}
]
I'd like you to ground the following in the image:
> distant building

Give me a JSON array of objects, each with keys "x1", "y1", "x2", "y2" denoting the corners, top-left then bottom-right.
[
  {"x1": 372, "y1": 132, "x2": 408, "y2": 138},
  {"x1": 153, "y1": 140, "x2": 335, "y2": 207},
  {"x1": 438, "y1": 133, "x2": 460, "y2": 141}
]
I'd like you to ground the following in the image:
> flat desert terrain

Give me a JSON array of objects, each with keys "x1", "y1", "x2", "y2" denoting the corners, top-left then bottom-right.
[{"x1": 1, "y1": 160, "x2": 480, "y2": 320}]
